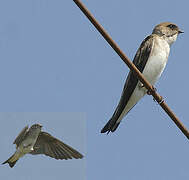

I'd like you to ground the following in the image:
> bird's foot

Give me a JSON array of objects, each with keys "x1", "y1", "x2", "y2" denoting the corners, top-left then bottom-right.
[
  {"x1": 147, "y1": 86, "x2": 157, "y2": 95},
  {"x1": 147, "y1": 87, "x2": 164, "y2": 104},
  {"x1": 138, "y1": 82, "x2": 145, "y2": 89}
]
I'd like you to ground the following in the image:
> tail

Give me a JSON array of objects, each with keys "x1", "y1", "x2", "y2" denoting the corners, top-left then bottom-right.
[
  {"x1": 101, "y1": 117, "x2": 120, "y2": 134},
  {"x1": 2, "y1": 153, "x2": 18, "y2": 168}
]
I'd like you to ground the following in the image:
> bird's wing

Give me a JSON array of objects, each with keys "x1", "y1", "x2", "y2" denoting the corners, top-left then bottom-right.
[
  {"x1": 101, "y1": 35, "x2": 154, "y2": 133},
  {"x1": 115, "y1": 35, "x2": 154, "y2": 116},
  {"x1": 30, "y1": 132, "x2": 83, "y2": 160},
  {"x1": 13, "y1": 125, "x2": 29, "y2": 147}
]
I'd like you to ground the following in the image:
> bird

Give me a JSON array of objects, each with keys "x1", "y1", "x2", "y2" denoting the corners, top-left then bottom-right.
[
  {"x1": 2, "y1": 124, "x2": 83, "y2": 168},
  {"x1": 101, "y1": 22, "x2": 183, "y2": 134}
]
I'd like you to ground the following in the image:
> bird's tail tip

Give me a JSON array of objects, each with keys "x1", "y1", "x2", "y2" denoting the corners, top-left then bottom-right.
[
  {"x1": 101, "y1": 118, "x2": 120, "y2": 134},
  {"x1": 2, "y1": 154, "x2": 18, "y2": 168}
]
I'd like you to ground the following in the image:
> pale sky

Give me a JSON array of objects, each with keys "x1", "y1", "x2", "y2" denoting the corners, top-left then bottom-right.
[{"x1": 0, "y1": 0, "x2": 189, "y2": 179}]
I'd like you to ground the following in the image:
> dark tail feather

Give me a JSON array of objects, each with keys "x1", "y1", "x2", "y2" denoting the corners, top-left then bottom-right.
[
  {"x1": 8, "y1": 160, "x2": 17, "y2": 168},
  {"x1": 101, "y1": 118, "x2": 120, "y2": 134},
  {"x1": 2, "y1": 154, "x2": 18, "y2": 168}
]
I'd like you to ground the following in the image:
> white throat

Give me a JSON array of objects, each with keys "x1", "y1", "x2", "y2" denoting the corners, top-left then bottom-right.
[{"x1": 164, "y1": 33, "x2": 178, "y2": 46}]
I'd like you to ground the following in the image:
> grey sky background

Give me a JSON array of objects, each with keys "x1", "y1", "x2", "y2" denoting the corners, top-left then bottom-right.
[{"x1": 0, "y1": 0, "x2": 189, "y2": 179}]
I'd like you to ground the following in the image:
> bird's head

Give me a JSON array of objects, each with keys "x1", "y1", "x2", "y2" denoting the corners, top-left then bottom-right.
[
  {"x1": 30, "y1": 124, "x2": 43, "y2": 130},
  {"x1": 152, "y1": 22, "x2": 183, "y2": 45}
]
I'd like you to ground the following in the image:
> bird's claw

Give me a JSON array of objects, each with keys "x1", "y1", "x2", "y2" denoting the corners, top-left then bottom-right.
[
  {"x1": 146, "y1": 87, "x2": 164, "y2": 104},
  {"x1": 147, "y1": 86, "x2": 156, "y2": 95}
]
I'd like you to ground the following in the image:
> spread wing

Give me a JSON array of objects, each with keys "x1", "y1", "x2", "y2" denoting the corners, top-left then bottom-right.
[
  {"x1": 30, "y1": 132, "x2": 83, "y2": 160},
  {"x1": 101, "y1": 35, "x2": 154, "y2": 133},
  {"x1": 13, "y1": 125, "x2": 29, "y2": 147}
]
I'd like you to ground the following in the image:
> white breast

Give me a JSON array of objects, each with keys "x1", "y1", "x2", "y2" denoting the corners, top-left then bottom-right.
[{"x1": 142, "y1": 36, "x2": 170, "y2": 85}]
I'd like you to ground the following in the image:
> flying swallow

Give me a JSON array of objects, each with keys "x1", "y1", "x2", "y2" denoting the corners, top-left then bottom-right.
[
  {"x1": 2, "y1": 124, "x2": 83, "y2": 168},
  {"x1": 101, "y1": 22, "x2": 183, "y2": 134}
]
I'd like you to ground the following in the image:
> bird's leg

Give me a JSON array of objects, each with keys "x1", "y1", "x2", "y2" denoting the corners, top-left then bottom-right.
[
  {"x1": 144, "y1": 86, "x2": 156, "y2": 102},
  {"x1": 138, "y1": 84, "x2": 163, "y2": 104},
  {"x1": 147, "y1": 86, "x2": 157, "y2": 102},
  {"x1": 147, "y1": 86, "x2": 157, "y2": 95},
  {"x1": 147, "y1": 86, "x2": 164, "y2": 104},
  {"x1": 138, "y1": 82, "x2": 145, "y2": 89}
]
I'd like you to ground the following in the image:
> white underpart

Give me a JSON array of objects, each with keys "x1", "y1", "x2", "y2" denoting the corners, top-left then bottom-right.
[{"x1": 116, "y1": 35, "x2": 176, "y2": 124}]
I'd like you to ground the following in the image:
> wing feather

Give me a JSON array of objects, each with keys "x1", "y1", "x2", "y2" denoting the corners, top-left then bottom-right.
[
  {"x1": 30, "y1": 132, "x2": 83, "y2": 160},
  {"x1": 13, "y1": 125, "x2": 28, "y2": 147}
]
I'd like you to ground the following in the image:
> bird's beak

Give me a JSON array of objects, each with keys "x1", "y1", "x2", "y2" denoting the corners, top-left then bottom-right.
[{"x1": 178, "y1": 29, "x2": 184, "y2": 34}]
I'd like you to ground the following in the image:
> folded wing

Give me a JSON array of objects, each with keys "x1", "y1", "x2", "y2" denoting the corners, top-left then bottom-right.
[
  {"x1": 13, "y1": 125, "x2": 29, "y2": 147},
  {"x1": 101, "y1": 35, "x2": 154, "y2": 133}
]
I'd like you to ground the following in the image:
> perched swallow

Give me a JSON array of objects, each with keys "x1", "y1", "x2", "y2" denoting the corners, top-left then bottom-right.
[
  {"x1": 2, "y1": 124, "x2": 83, "y2": 168},
  {"x1": 101, "y1": 22, "x2": 183, "y2": 134}
]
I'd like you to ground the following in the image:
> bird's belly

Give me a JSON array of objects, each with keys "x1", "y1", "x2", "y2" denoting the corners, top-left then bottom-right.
[
  {"x1": 117, "y1": 53, "x2": 168, "y2": 122},
  {"x1": 17, "y1": 145, "x2": 32, "y2": 157},
  {"x1": 18, "y1": 139, "x2": 35, "y2": 155},
  {"x1": 142, "y1": 54, "x2": 168, "y2": 86}
]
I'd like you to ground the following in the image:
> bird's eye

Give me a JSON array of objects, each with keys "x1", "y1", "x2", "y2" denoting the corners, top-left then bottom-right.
[{"x1": 167, "y1": 24, "x2": 177, "y2": 29}]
